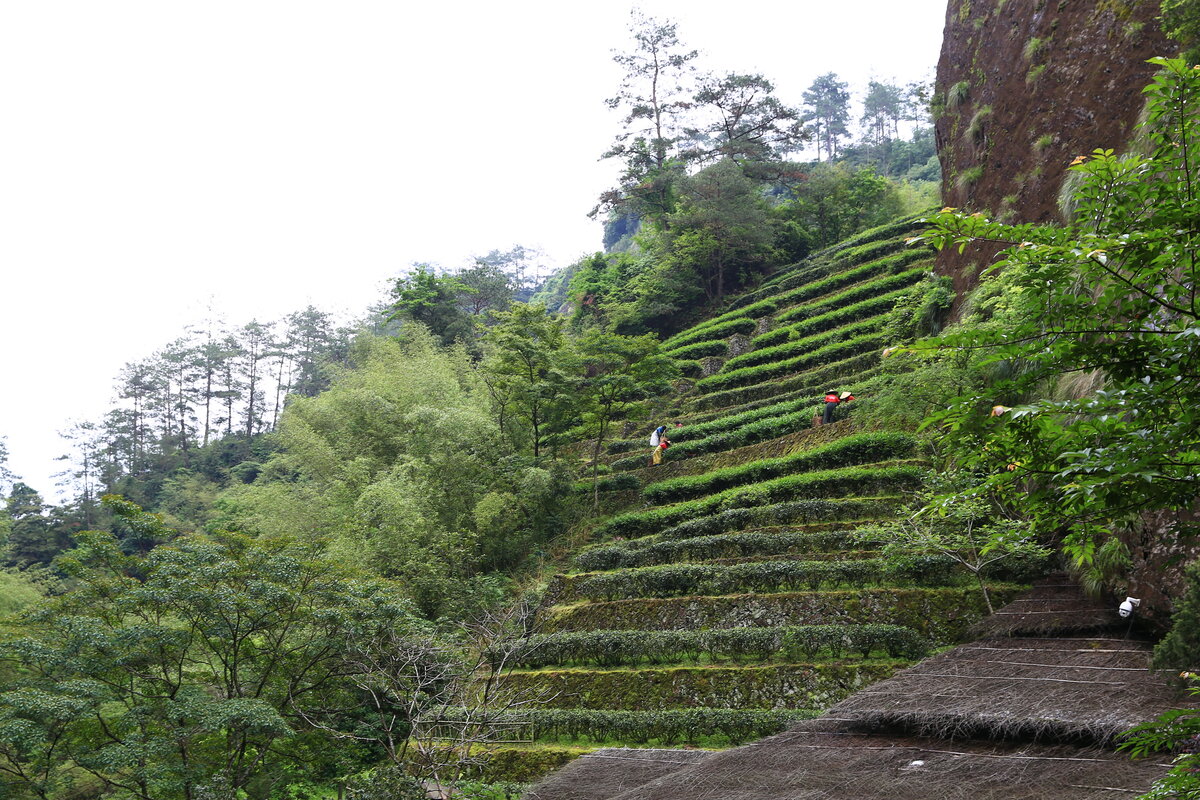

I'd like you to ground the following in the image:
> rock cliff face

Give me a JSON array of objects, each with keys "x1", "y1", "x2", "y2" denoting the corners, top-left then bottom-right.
[
  {"x1": 934, "y1": 0, "x2": 1169, "y2": 292},
  {"x1": 935, "y1": 1, "x2": 1195, "y2": 628}
]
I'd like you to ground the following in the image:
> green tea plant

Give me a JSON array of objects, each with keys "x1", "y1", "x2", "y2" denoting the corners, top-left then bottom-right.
[{"x1": 910, "y1": 58, "x2": 1200, "y2": 572}]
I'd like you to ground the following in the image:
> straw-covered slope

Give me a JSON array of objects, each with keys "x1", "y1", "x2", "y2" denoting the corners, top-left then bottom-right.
[
  {"x1": 494, "y1": 218, "x2": 1034, "y2": 779},
  {"x1": 526, "y1": 578, "x2": 1196, "y2": 799}
]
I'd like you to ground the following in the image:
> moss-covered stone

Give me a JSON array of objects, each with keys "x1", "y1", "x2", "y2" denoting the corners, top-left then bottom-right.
[
  {"x1": 502, "y1": 661, "x2": 901, "y2": 710},
  {"x1": 475, "y1": 745, "x2": 589, "y2": 783},
  {"x1": 541, "y1": 585, "x2": 1024, "y2": 642}
]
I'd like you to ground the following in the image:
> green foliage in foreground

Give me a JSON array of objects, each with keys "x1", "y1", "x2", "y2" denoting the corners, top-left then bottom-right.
[
  {"x1": 913, "y1": 58, "x2": 1200, "y2": 572},
  {"x1": 500, "y1": 625, "x2": 930, "y2": 669},
  {"x1": 0, "y1": 514, "x2": 424, "y2": 800},
  {"x1": 1119, "y1": 676, "x2": 1200, "y2": 800}
]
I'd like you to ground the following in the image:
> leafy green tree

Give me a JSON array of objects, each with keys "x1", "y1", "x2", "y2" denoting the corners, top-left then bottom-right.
[
  {"x1": 4, "y1": 483, "x2": 67, "y2": 567},
  {"x1": 480, "y1": 304, "x2": 572, "y2": 457},
  {"x1": 685, "y1": 72, "x2": 807, "y2": 165},
  {"x1": 597, "y1": 11, "x2": 698, "y2": 226},
  {"x1": 456, "y1": 261, "x2": 514, "y2": 317},
  {"x1": 862, "y1": 475, "x2": 1049, "y2": 613},
  {"x1": 802, "y1": 72, "x2": 851, "y2": 161},
  {"x1": 1119, "y1": 675, "x2": 1200, "y2": 799},
  {"x1": 912, "y1": 57, "x2": 1200, "y2": 571},
  {"x1": 781, "y1": 162, "x2": 903, "y2": 248},
  {"x1": 0, "y1": 437, "x2": 16, "y2": 496},
  {"x1": 860, "y1": 80, "x2": 905, "y2": 146},
  {"x1": 0, "y1": 498, "x2": 422, "y2": 800},
  {"x1": 388, "y1": 266, "x2": 476, "y2": 347},
  {"x1": 573, "y1": 330, "x2": 679, "y2": 505},
  {"x1": 1162, "y1": 0, "x2": 1200, "y2": 61},
  {"x1": 662, "y1": 158, "x2": 774, "y2": 303}
]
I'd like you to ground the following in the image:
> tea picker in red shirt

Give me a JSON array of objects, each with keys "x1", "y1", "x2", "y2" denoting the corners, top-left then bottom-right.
[{"x1": 821, "y1": 389, "x2": 854, "y2": 425}]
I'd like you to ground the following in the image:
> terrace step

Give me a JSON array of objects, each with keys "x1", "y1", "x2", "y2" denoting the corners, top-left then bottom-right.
[
  {"x1": 574, "y1": 524, "x2": 887, "y2": 571},
  {"x1": 610, "y1": 418, "x2": 866, "y2": 479},
  {"x1": 683, "y1": 351, "x2": 882, "y2": 413},
  {"x1": 541, "y1": 585, "x2": 1024, "y2": 641},
  {"x1": 595, "y1": 466, "x2": 923, "y2": 541},
  {"x1": 641, "y1": 451, "x2": 926, "y2": 506},
  {"x1": 502, "y1": 662, "x2": 905, "y2": 711},
  {"x1": 552, "y1": 557, "x2": 918, "y2": 604}
]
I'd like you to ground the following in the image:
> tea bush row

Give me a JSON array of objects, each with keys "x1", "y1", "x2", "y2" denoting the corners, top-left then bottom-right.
[
  {"x1": 684, "y1": 350, "x2": 881, "y2": 412},
  {"x1": 772, "y1": 266, "x2": 928, "y2": 329},
  {"x1": 665, "y1": 339, "x2": 728, "y2": 361},
  {"x1": 663, "y1": 317, "x2": 758, "y2": 352},
  {"x1": 675, "y1": 249, "x2": 918, "y2": 338},
  {"x1": 575, "y1": 529, "x2": 867, "y2": 571},
  {"x1": 698, "y1": 332, "x2": 888, "y2": 392},
  {"x1": 753, "y1": 284, "x2": 919, "y2": 350},
  {"x1": 595, "y1": 465, "x2": 923, "y2": 540},
  {"x1": 567, "y1": 555, "x2": 959, "y2": 601},
  {"x1": 651, "y1": 497, "x2": 900, "y2": 543},
  {"x1": 643, "y1": 432, "x2": 919, "y2": 504},
  {"x1": 502, "y1": 624, "x2": 930, "y2": 669},
  {"x1": 725, "y1": 306, "x2": 893, "y2": 373}
]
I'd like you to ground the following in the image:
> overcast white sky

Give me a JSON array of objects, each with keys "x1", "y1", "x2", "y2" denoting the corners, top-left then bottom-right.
[{"x1": 0, "y1": 0, "x2": 947, "y2": 498}]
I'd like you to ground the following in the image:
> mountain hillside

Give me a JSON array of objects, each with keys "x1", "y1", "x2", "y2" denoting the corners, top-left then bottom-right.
[{"x1": 484, "y1": 218, "x2": 1038, "y2": 781}]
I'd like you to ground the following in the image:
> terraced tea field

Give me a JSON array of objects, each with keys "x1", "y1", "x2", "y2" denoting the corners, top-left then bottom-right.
[{"x1": 488, "y1": 218, "x2": 1029, "y2": 779}]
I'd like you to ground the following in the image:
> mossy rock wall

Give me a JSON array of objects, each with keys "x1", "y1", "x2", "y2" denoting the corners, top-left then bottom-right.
[
  {"x1": 542, "y1": 586, "x2": 1021, "y2": 642},
  {"x1": 502, "y1": 662, "x2": 901, "y2": 710},
  {"x1": 475, "y1": 746, "x2": 586, "y2": 783}
]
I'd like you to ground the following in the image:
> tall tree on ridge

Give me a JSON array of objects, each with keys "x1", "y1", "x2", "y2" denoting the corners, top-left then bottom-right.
[
  {"x1": 686, "y1": 72, "x2": 807, "y2": 166},
  {"x1": 239, "y1": 320, "x2": 273, "y2": 439},
  {"x1": 597, "y1": 11, "x2": 698, "y2": 226},
  {"x1": 802, "y1": 72, "x2": 851, "y2": 161}
]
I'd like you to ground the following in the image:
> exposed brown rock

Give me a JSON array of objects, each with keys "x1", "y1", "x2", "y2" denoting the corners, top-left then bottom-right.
[{"x1": 934, "y1": 0, "x2": 1170, "y2": 300}]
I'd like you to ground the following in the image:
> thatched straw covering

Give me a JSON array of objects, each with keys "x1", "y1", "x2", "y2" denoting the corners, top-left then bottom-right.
[
  {"x1": 591, "y1": 719, "x2": 1173, "y2": 800},
  {"x1": 969, "y1": 576, "x2": 1121, "y2": 638},
  {"x1": 826, "y1": 635, "x2": 1186, "y2": 743},
  {"x1": 523, "y1": 579, "x2": 1189, "y2": 800},
  {"x1": 524, "y1": 748, "x2": 711, "y2": 800}
]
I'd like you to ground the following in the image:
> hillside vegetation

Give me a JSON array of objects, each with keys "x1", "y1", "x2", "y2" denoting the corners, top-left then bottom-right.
[{"x1": 481, "y1": 218, "x2": 1036, "y2": 774}]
